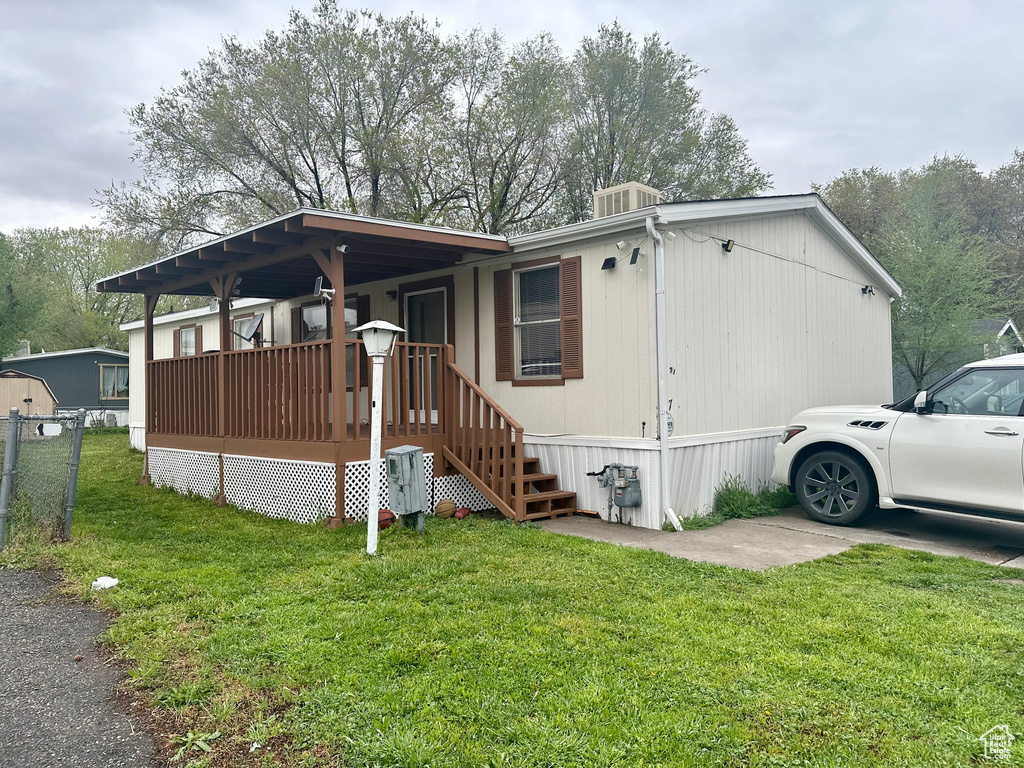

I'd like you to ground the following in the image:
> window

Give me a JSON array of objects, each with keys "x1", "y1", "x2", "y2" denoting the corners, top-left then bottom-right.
[
  {"x1": 930, "y1": 368, "x2": 1024, "y2": 416},
  {"x1": 494, "y1": 256, "x2": 582, "y2": 384},
  {"x1": 291, "y1": 295, "x2": 369, "y2": 388},
  {"x1": 100, "y1": 365, "x2": 129, "y2": 399},
  {"x1": 300, "y1": 304, "x2": 329, "y2": 342},
  {"x1": 173, "y1": 324, "x2": 201, "y2": 357},
  {"x1": 516, "y1": 265, "x2": 561, "y2": 378}
]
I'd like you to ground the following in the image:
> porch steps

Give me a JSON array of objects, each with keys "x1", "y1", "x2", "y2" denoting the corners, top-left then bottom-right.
[
  {"x1": 511, "y1": 457, "x2": 577, "y2": 521},
  {"x1": 447, "y1": 447, "x2": 578, "y2": 521}
]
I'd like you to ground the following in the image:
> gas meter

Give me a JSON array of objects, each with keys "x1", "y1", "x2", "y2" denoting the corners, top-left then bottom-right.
[
  {"x1": 384, "y1": 445, "x2": 429, "y2": 533},
  {"x1": 586, "y1": 463, "x2": 642, "y2": 523}
]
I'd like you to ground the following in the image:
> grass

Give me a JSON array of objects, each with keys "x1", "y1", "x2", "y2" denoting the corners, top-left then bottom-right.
[
  {"x1": 5, "y1": 433, "x2": 1024, "y2": 766},
  {"x1": 678, "y1": 475, "x2": 798, "y2": 530}
]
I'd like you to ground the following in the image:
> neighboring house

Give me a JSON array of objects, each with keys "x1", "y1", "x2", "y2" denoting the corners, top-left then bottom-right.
[
  {"x1": 891, "y1": 317, "x2": 1024, "y2": 401},
  {"x1": 0, "y1": 370, "x2": 58, "y2": 415},
  {"x1": 0, "y1": 348, "x2": 130, "y2": 425},
  {"x1": 104, "y1": 188, "x2": 900, "y2": 529}
]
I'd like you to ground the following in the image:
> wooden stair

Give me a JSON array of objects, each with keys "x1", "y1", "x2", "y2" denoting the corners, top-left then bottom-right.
[
  {"x1": 512, "y1": 458, "x2": 577, "y2": 520},
  {"x1": 440, "y1": 353, "x2": 576, "y2": 523}
]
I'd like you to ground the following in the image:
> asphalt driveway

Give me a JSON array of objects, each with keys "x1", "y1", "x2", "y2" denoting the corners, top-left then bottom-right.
[
  {"x1": 538, "y1": 506, "x2": 1024, "y2": 571},
  {"x1": 0, "y1": 570, "x2": 153, "y2": 768}
]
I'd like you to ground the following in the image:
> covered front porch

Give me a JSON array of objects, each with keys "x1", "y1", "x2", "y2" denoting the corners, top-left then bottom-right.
[{"x1": 99, "y1": 210, "x2": 575, "y2": 522}]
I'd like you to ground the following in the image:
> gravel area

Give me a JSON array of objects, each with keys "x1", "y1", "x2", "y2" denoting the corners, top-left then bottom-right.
[{"x1": 0, "y1": 570, "x2": 153, "y2": 768}]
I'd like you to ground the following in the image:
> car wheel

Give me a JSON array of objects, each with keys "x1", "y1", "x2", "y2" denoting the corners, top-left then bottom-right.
[{"x1": 794, "y1": 450, "x2": 877, "y2": 525}]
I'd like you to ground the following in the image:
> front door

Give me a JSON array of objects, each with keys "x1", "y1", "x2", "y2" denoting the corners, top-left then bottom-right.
[
  {"x1": 889, "y1": 366, "x2": 1024, "y2": 513},
  {"x1": 401, "y1": 280, "x2": 453, "y2": 419}
]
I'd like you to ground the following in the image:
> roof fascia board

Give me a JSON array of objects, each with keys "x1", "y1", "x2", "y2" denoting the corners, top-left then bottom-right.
[
  {"x1": 801, "y1": 201, "x2": 902, "y2": 298},
  {"x1": 98, "y1": 207, "x2": 509, "y2": 287}
]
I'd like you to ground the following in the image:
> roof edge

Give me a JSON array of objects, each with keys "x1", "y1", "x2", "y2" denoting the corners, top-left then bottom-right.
[{"x1": 1, "y1": 347, "x2": 128, "y2": 362}]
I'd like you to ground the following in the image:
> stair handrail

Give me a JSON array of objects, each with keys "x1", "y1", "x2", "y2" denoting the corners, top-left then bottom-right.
[
  {"x1": 441, "y1": 346, "x2": 522, "y2": 431},
  {"x1": 441, "y1": 345, "x2": 525, "y2": 520}
]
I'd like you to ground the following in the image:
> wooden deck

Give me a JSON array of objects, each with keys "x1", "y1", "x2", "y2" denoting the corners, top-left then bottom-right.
[{"x1": 145, "y1": 341, "x2": 576, "y2": 521}]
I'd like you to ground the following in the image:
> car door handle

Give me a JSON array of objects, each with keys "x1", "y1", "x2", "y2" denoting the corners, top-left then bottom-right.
[{"x1": 984, "y1": 428, "x2": 1020, "y2": 436}]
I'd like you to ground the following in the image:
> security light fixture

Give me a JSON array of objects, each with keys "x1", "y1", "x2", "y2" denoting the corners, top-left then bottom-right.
[
  {"x1": 385, "y1": 290, "x2": 398, "y2": 301},
  {"x1": 313, "y1": 276, "x2": 335, "y2": 301},
  {"x1": 862, "y1": 285, "x2": 875, "y2": 295},
  {"x1": 721, "y1": 239, "x2": 735, "y2": 253},
  {"x1": 664, "y1": 230, "x2": 677, "y2": 240},
  {"x1": 601, "y1": 257, "x2": 617, "y2": 270},
  {"x1": 629, "y1": 247, "x2": 641, "y2": 265}
]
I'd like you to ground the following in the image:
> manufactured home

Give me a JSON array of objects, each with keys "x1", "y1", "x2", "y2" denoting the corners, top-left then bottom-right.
[
  {"x1": 0, "y1": 347, "x2": 130, "y2": 425},
  {"x1": 105, "y1": 189, "x2": 899, "y2": 529}
]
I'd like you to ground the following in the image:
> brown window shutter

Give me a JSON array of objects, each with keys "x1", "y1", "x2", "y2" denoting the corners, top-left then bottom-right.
[
  {"x1": 356, "y1": 295, "x2": 370, "y2": 387},
  {"x1": 195, "y1": 325, "x2": 203, "y2": 355},
  {"x1": 494, "y1": 268, "x2": 514, "y2": 381},
  {"x1": 559, "y1": 256, "x2": 583, "y2": 379},
  {"x1": 173, "y1": 329, "x2": 180, "y2": 358},
  {"x1": 291, "y1": 308, "x2": 301, "y2": 344}
]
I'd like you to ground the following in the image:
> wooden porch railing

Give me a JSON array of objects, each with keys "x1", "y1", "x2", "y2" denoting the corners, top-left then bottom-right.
[
  {"x1": 223, "y1": 341, "x2": 332, "y2": 440},
  {"x1": 441, "y1": 345, "x2": 525, "y2": 520},
  {"x1": 146, "y1": 340, "x2": 449, "y2": 442},
  {"x1": 146, "y1": 354, "x2": 219, "y2": 436}
]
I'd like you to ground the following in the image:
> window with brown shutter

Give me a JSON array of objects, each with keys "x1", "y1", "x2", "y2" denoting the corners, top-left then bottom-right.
[{"x1": 493, "y1": 255, "x2": 583, "y2": 385}]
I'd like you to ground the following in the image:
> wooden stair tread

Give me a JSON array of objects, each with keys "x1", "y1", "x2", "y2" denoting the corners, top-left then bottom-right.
[
  {"x1": 521, "y1": 473, "x2": 557, "y2": 483},
  {"x1": 520, "y1": 490, "x2": 576, "y2": 502},
  {"x1": 523, "y1": 508, "x2": 577, "y2": 520}
]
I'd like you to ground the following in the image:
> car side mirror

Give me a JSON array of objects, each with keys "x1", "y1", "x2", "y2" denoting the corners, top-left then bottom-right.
[{"x1": 913, "y1": 390, "x2": 928, "y2": 413}]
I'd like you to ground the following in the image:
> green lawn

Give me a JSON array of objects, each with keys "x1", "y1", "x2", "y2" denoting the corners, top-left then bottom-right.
[{"x1": 7, "y1": 434, "x2": 1024, "y2": 767}]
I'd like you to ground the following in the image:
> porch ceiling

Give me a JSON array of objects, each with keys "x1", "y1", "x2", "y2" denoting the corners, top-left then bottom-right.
[{"x1": 96, "y1": 209, "x2": 511, "y2": 298}]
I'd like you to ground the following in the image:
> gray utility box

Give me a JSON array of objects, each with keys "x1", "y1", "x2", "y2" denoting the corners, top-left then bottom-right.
[{"x1": 385, "y1": 445, "x2": 429, "y2": 533}]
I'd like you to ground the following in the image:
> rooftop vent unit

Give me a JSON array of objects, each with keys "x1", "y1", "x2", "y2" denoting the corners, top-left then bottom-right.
[{"x1": 593, "y1": 182, "x2": 661, "y2": 219}]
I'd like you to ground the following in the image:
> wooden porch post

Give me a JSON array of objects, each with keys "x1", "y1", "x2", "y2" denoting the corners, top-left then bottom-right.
[
  {"x1": 211, "y1": 274, "x2": 236, "y2": 506},
  {"x1": 141, "y1": 293, "x2": 159, "y2": 486},
  {"x1": 312, "y1": 247, "x2": 349, "y2": 523}
]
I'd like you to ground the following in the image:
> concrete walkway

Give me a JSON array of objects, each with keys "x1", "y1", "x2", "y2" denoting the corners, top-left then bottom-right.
[
  {"x1": 537, "y1": 507, "x2": 1024, "y2": 571},
  {"x1": 0, "y1": 570, "x2": 153, "y2": 768}
]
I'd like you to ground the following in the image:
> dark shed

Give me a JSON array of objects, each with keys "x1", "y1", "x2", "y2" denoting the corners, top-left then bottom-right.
[{"x1": 0, "y1": 348, "x2": 129, "y2": 411}]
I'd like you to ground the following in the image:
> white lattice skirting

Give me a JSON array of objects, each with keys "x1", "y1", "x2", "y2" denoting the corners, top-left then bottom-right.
[
  {"x1": 147, "y1": 447, "x2": 489, "y2": 525},
  {"x1": 147, "y1": 447, "x2": 220, "y2": 498}
]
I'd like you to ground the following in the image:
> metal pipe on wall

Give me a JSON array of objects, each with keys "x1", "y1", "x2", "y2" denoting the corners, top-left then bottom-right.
[{"x1": 646, "y1": 215, "x2": 683, "y2": 531}]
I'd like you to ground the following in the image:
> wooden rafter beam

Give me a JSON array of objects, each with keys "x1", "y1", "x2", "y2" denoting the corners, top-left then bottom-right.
[
  {"x1": 223, "y1": 238, "x2": 276, "y2": 256},
  {"x1": 145, "y1": 235, "x2": 336, "y2": 296},
  {"x1": 253, "y1": 229, "x2": 306, "y2": 246}
]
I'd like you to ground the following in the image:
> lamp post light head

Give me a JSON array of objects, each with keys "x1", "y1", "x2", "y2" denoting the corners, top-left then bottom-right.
[{"x1": 353, "y1": 319, "x2": 406, "y2": 357}]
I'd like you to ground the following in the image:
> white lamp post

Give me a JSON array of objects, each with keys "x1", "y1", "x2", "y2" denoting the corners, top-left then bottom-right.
[{"x1": 353, "y1": 319, "x2": 405, "y2": 555}]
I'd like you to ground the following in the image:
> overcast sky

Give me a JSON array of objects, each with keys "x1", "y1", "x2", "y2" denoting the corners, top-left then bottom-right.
[{"x1": 2, "y1": 0, "x2": 1022, "y2": 232}]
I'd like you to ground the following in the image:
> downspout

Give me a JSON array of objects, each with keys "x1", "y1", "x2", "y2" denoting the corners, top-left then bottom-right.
[{"x1": 646, "y1": 214, "x2": 683, "y2": 531}]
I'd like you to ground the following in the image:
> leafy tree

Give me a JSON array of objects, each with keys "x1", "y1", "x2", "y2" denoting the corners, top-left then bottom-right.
[
  {"x1": 558, "y1": 22, "x2": 770, "y2": 222},
  {"x1": 4, "y1": 228, "x2": 159, "y2": 352},
  {"x1": 817, "y1": 160, "x2": 1004, "y2": 392},
  {"x1": 0, "y1": 232, "x2": 44, "y2": 357},
  {"x1": 450, "y1": 30, "x2": 569, "y2": 234},
  {"x1": 101, "y1": 7, "x2": 770, "y2": 243}
]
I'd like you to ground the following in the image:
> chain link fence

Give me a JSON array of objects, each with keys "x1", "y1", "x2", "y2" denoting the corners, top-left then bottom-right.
[{"x1": 0, "y1": 408, "x2": 86, "y2": 548}]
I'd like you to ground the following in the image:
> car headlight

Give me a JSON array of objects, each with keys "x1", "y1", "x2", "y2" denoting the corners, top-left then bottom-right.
[{"x1": 781, "y1": 426, "x2": 806, "y2": 444}]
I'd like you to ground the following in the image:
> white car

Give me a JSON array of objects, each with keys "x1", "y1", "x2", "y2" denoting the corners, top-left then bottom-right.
[{"x1": 772, "y1": 353, "x2": 1024, "y2": 525}]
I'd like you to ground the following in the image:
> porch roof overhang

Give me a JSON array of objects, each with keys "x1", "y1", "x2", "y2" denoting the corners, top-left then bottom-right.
[{"x1": 96, "y1": 208, "x2": 511, "y2": 298}]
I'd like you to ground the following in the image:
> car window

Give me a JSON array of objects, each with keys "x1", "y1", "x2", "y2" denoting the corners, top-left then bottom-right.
[{"x1": 930, "y1": 368, "x2": 1024, "y2": 415}]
